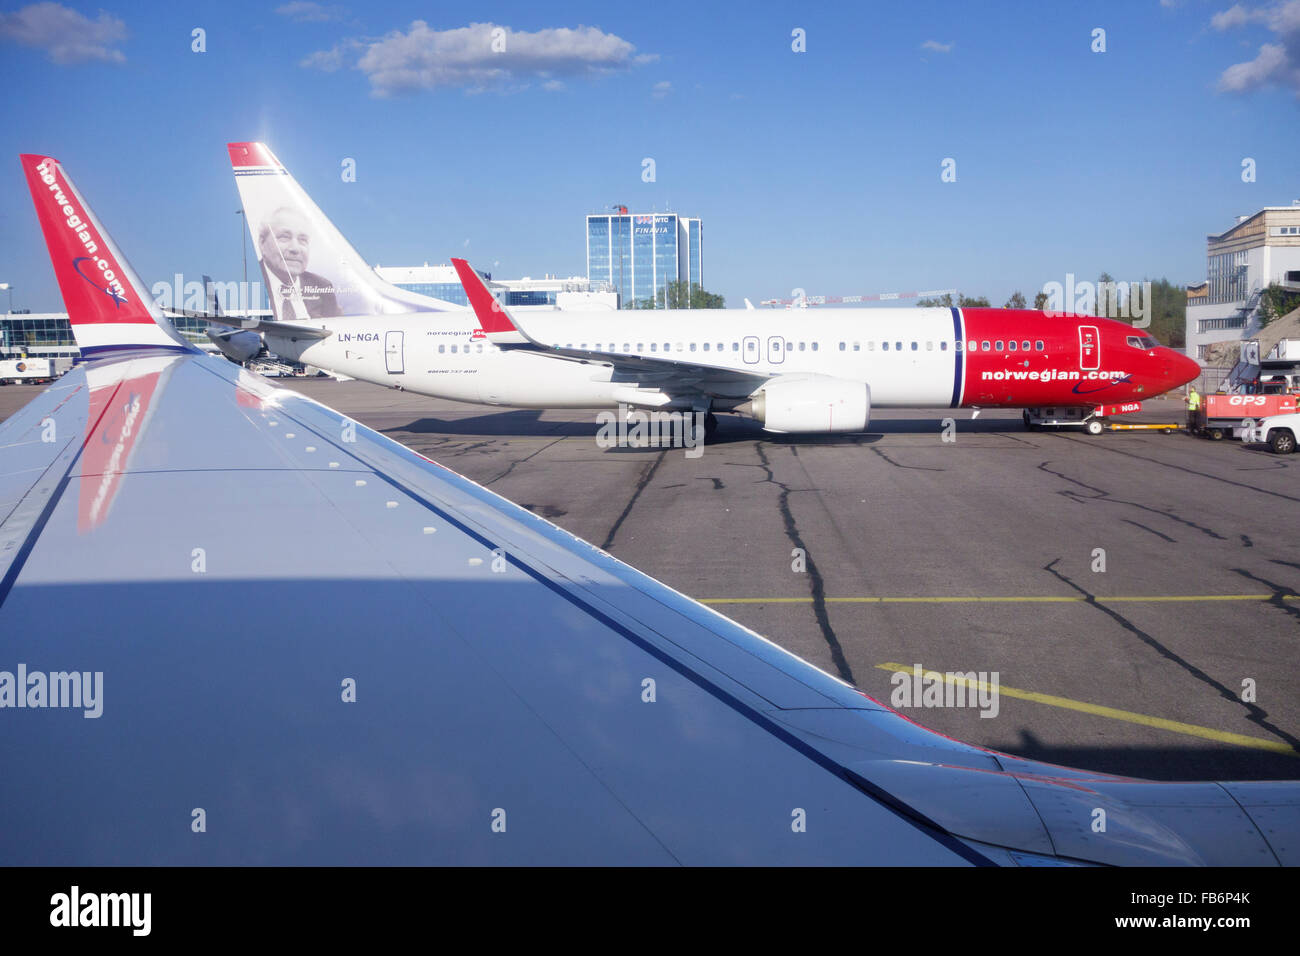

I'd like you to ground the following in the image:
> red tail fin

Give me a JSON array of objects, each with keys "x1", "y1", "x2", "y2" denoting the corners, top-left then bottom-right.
[{"x1": 21, "y1": 154, "x2": 190, "y2": 355}]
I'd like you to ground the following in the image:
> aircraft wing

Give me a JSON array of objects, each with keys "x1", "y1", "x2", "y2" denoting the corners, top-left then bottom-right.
[
  {"x1": 451, "y1": 258, "x2": 773, "y2": 399},
  {"x1": 4, "y1": 154, "x2": 1297, "y2": 866}
]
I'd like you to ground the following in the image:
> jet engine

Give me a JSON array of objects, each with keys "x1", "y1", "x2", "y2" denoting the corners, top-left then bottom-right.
[
  {"x1": 206, "y1": 325, "x2": 263, "y2": 364},
  {"x1": 739, "y1": 376, "x2": 871, "y2": 433}
]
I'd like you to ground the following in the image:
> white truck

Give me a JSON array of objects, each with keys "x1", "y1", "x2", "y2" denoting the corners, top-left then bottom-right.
[
  {"x1": 1242, "y1": 412, "x2": 1299, "y2": 454},
  {"x1": 0, "y1": 357, "x2": 71, "y2": 385}
]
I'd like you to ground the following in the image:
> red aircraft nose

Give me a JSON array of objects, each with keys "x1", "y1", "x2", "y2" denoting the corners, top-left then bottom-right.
[{"x1": 1169, "y1": 351, "x2": 1200, "y2": 389}]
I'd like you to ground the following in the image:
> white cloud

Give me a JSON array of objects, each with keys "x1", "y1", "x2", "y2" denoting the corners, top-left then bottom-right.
[
  {"x1": 1212, "y1": 1, "x2": 1300, "y2": 96},
  {"x1": 651, "y1": 79, "x2": 672, "y2": 98},
  {"x1": 275, "y1": 2, "x2": 346, "y2": 23},
  {"x1": 304, "y1": 20, "x2": 652, "y2": 96},
  {"x1": 0, "y1": 2, "x2": 127, "y2": 64},
  {"x1": 920, "y1": 39, "x2": 954, "y2": 53}
]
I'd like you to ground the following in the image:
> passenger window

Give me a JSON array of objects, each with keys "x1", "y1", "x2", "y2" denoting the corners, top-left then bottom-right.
[
  {"x1": 1022, "y1": 340, "x2": 1031, "y2": 351},
  {"x1": 451, "y1": 344, "x2": 458, "y2": 353},
  {"x1": 895, "y1": 342, "x2": 902, "y2": 351},
  {"x1": 883, "y1": 342, "x2": 890, "y2": 351},
  {"x1": 968, "y1": 340, "x2": 977, "y2": 350},
  {"x1": 1008, "y1": 341, "x2": 1017, "y2": 351},
  {"x1": 732, "y1": 343, "x2": 739, "y2": 351},
  {"x1": 981, "y1": 341, "x2": 990, "y2": 351},
  {"x1": 1035, "y1": 340, "x2": 1044, "y2": 351},
  {"x1": 690, "y1": 343, "x2": 696, "y2": 352},
  {"x1": 995, "y1": 340, "x2": 1004, "y2": 351},
  {"x1": 438, "y1": 344, "x2": 445, "y2": 353},
  {"x1": 940, "y1": 341, "x2": 948, "y2": 351},
  {"x1": 954, "y1": 341, "x2": 962, "y2": 351},
  {"x1": 676, "y1": 342, "x2": 683, "y2": 352},
  {"x1": 650, "y1": 343, "x2": 657, "y2": 352},
  {"x1": 637, "y1": 343, "x2": 644, "y2": 352},
  {"x1": 664, "y1": 343, "x2": 670, "y2": 352},
  {"x1": 926, "y1": 341, "x2": 933, "y2": 351},
  {"x1": 911, "y1": 342, "x2": 918, "y2": 351},
  {"x1": 812, "y1": 342, "x2": 818, "y2": 351},
  {"x1": 703, "y1": 343, "x2": 710, "y2": 351},
  {"x1": 853, "y1": 342, "x2": 861, "y2": 351},
  {"x1": 838, "y1": 342, "x2": 845, "y2": 351}
]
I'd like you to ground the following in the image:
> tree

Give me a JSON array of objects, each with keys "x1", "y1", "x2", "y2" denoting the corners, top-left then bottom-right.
[
  {"x1": 916, "y1": 293, "x2": 954, "y2": 308},
  {"x1": 1033, "y1": 290, "x2": 1049, "y2": 310},
  {"x1": 957, "y1": 294, "x2": 990, "y2": 308},
  {"x1": 1259, "y1": 283, "x2": 1300, "y2": 328},
  {"x1": 1003, "y1": 291, "x2": 1027, "y2": 309},
  {"x1": 649, "y1": 279, "x2": 725, "y2": 309}
]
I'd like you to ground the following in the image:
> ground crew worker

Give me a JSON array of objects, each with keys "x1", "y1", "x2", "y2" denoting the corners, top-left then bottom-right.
[{"x1": 1186, "y1": 387, "x2": 1201, "y2": 431}]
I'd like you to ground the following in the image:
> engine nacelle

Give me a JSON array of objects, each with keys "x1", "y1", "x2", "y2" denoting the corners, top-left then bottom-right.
[
  {"x1": 206, "y1": 326, "x2": 263, "y2": 364},
  {"x1": 741, "y1": 376, "x2": 871, "y2": 433}
]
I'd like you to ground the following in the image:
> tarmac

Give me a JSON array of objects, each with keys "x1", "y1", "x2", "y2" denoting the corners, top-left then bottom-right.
[{"x1": 3, "y1": 376, "x2": 1297, "y2": 782}]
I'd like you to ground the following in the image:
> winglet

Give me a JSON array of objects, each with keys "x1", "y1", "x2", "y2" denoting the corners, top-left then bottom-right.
[
  {"x1": 21, "y1": 154, "x2": 192, "y2": 356},
  {"x1": 450, "y1": 258, "x2": 531, "y2": 345},
  {"x1": 227, "y1": 142, "x2": 284, "y2": 170}
]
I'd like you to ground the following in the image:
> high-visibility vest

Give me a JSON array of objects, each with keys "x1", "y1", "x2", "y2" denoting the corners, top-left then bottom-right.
[{"x1": 1187, "y1": 391, "x2": 1200, "y2": 410}]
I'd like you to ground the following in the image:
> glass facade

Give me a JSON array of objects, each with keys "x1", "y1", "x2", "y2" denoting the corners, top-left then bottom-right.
[
  {"x1": 0, "y1": 315, "x2": 75, "y2": 352},
  {"x1": 393, "y1": 282, "x2": 470, "y2": 306},
  {"x1": 688, "y1": 219, "x2": 702, "y2": 287},
  {"x1": 587, "y1": 212, "x2": 704, "y2": 308},
  {"x1": 1206, "y1": 250, "x2": 1249, "y2": 305},
  {"x1": 2, "y1": 312, "x2": 236, "y2": 357}
]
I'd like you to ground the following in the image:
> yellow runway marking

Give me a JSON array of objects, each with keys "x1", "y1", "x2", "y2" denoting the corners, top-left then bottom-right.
[
  {"x1": 700, "y1": 594, "x2": 1299, "y2": 605},
  {"x1": 874, "y1": 663, "x2": 1297, "y2": 755}
]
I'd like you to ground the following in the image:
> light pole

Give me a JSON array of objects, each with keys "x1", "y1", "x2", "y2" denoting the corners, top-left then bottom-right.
[
  {"x1": 611, "y1": 204, "x2": 626, "y2": 309},
  {"x1": 0, "y1": 282, "x2": 11, "y2": 313}
]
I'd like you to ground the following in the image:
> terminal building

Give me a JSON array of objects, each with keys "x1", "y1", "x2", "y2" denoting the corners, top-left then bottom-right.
[
  {"x1": 586, "y1": 212, "x2": 702, "y2": 308},
  {"x1": 374, "y1": 263, "x2": 617, "y2": 311},
  {"x1": 0, "y1": 268, "x2": 617, "y2": 361},
  {"x1": 1186, "y1": 203, "x2": 1300, "y2": 362}
]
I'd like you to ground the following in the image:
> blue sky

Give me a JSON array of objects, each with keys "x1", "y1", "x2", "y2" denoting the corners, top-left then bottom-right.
[{"x1": 1, "y1": 0, "x2": 1297, "y2": 312}]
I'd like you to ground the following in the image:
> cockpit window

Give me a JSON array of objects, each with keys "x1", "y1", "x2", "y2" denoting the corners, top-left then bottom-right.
[{"x1": 1127, "y1": 335, "x2": 1159, "y2": 349}]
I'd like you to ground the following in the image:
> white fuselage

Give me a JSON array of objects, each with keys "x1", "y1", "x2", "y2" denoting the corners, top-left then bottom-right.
[{"x1": 268, "y1": 307, "x2": 962, "y2": 409}]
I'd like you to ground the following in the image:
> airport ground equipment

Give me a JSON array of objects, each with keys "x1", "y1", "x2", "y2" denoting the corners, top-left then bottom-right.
[{"x1": 1192, "y1": 394, "x2": 1297, "y2": 441}]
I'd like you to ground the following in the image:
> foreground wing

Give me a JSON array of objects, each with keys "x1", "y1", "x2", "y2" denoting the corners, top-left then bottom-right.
[{"x1": 3, "y1": 153, "x2": 1296, "y2": 867}]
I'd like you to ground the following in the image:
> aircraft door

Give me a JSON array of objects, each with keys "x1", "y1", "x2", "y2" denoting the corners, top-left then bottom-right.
[
  {"x1": 1079, "y1": 326, "x2": 1099, "y2": 371},
  {"x1": 767, "y1": 336, "x2": 785, "y2": 364},
  {"x1": 742, "y1": 335, "x2": 760, "y2": 364},
  {"x1": 385, "y1": 330, "x2": 404, "y2": 374}
]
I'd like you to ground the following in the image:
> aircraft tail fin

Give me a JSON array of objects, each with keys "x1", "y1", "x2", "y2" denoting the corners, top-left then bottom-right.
[
  {"x1": 451, "y1": 257, "x2": 531, "y2": 346},
  {"x1": 227, "y1": 142, "x2": 457, "y2": 321},
  {"x1": 20, "y1": 154, "x2": 193, "y2": 356}
]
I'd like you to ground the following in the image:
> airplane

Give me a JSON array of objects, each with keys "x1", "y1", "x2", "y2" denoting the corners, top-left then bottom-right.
[
  {"x1": 4, "y1": 152, "x2": 1295, "y2": 866},
  {"x1": 224, "y1": 141, "x2": 1200, "y2": 439}
]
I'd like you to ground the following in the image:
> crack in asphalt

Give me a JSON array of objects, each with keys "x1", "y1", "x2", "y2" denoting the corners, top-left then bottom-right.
[
  {"x1": 1038, "y1": 460, "x2": 1229, "y2": 541},
  {"x1": 1230, "y1": 568, "x2": 1300, "y2": 625},
  {"x1": 752, "y1": 444, "x2": 857, "y2": 685},
  {"x1": 1044, "y1": 559, "x2": 1300, "y2": 753},
  {"x1": 1120, "y1": 518, "x2": 1177, "y2": 543},
  {"x1": 481, "y1": 437, "x2": 567, "y2": 487},
  {"x1": 869, "y1": 446, "x2": 945, "y2": 471},
  {"x1": 599, "y1": 449, "x2": 668, "y2": 551},
  {"x1": 1049, "y1": 433, "x2": 1300, "y2": 504}
]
